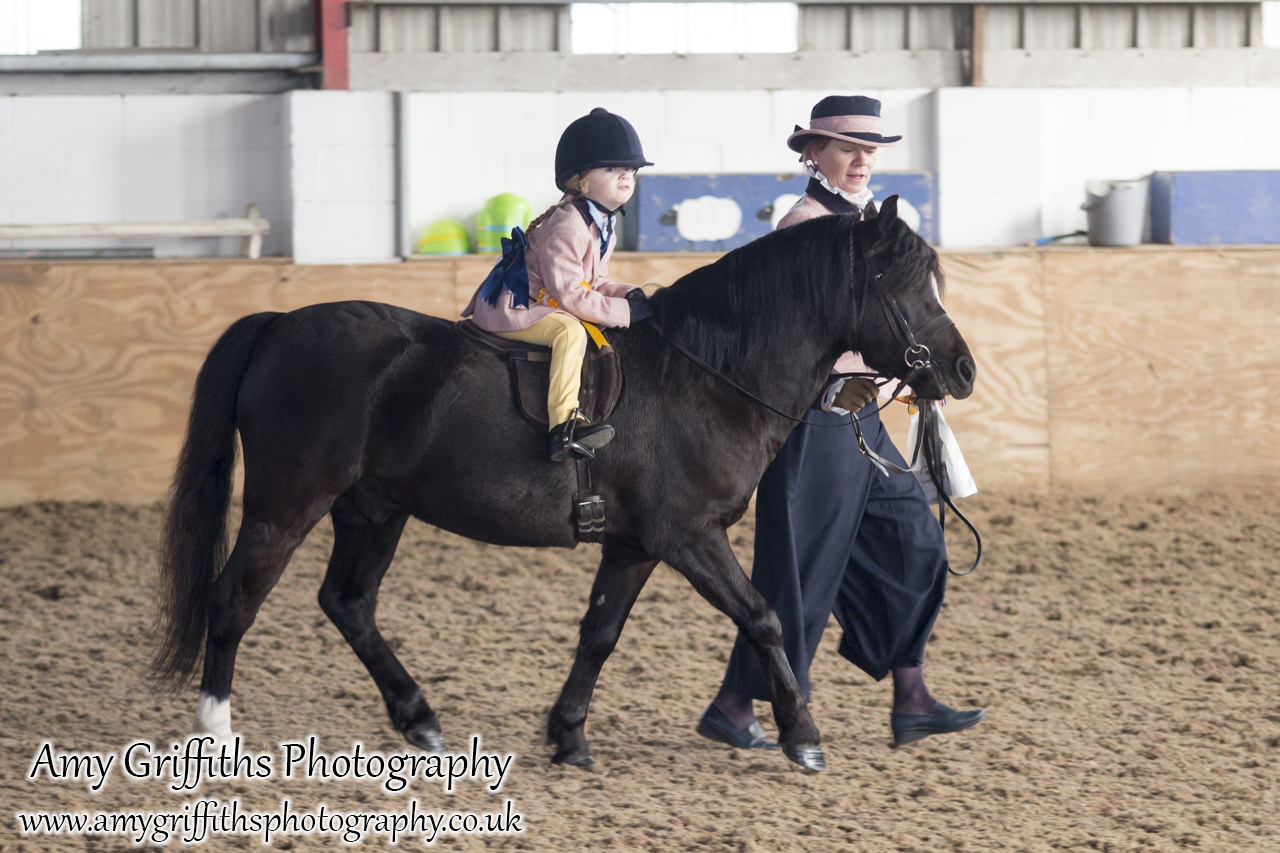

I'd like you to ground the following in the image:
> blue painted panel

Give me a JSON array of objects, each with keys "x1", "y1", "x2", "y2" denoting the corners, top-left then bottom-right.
[
  {"x1": 630, "y1": 172, "x2": 935, "y2": 252},
  {"x1": 1150, "y1": 171, "x2": 1280, "y2": 245}
]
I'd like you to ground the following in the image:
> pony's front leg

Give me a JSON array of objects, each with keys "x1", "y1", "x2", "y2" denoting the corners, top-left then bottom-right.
[
  {"x1": 666, "y1": 529, "x2": 825, "y2": 772},
  {"x1": 547, "y1": 536, "x2": 658, "y2": 767}
]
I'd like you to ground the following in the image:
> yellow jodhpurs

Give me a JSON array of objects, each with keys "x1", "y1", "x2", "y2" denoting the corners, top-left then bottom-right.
[{"x1": 493, "y1": 313, "x2": 588, "y2": 429}]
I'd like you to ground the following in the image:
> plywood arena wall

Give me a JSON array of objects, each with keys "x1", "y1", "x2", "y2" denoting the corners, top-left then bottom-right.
[{"x1": 2, "y1": 247, "x2": 1277, "y2": 506}]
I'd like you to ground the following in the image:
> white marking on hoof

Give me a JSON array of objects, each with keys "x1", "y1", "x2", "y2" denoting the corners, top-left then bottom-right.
[{"x1": 192, "y1": 693, "x2": 233, "y2": 740}]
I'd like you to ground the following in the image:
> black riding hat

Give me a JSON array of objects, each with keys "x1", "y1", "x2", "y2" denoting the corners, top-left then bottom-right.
[{"x1": 554, "y1": 108, "x2": 653, "y2": 192}]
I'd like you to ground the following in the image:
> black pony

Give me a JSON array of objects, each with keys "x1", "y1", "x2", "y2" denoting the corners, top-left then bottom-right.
[{"x1": 153, "y1": 197, "x2": 974, "y2": 772}]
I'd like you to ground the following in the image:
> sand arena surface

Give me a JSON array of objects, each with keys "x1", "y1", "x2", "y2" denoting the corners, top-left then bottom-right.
[{"x1": 1, "y1": 490, "x2": 1276, "y2": 851}]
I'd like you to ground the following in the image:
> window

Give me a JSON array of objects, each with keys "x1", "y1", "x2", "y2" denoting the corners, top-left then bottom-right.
[
  {"x1": 1265, "y1": 1, "x2": 1280, "y2": 48},
  {"x1": 0, "y1": 0, "x2": 79, "y2": 55}
]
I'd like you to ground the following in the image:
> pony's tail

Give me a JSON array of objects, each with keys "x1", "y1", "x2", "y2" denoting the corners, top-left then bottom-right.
[{"x1": 150, "y1": 312, "x2": 280, "y2": 689}]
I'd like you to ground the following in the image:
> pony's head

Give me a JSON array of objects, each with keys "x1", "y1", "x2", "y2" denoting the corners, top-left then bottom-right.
[
  {"x1": 848, "y1": 196, "x2": 975, "y2": 401},
  {"x1": 643, "y1": 200, "x2": 973, "y2": 405}
]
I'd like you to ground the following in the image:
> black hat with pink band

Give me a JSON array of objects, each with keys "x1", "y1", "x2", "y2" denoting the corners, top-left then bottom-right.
[{"x1": 786, "y1": 95, "x2": 902, "y2": 152}]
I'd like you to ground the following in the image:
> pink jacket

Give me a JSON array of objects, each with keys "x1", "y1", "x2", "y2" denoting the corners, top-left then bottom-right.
[
  {"x1": 776, "y1": 193, "x2": 834, "y2": 230},
  {"x1": 462, "y1": 200, "x2": 636, "y2": 333},
  {"x1": 777, "y1": 193, "x2": 868, "y2": 377}
]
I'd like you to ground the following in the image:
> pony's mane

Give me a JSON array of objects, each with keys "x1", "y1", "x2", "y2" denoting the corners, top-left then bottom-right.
[
  {"x1": 644, "y1": 210, "x2": 942, "y2": 387},
  {"x1": 646, "y1": 214, "x2": 857, "y2": 379}
]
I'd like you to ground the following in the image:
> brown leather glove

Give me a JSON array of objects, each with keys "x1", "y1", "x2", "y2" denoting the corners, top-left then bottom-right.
[{"x1": 832, "y1": 378, "x2": 880, "y2": 412}]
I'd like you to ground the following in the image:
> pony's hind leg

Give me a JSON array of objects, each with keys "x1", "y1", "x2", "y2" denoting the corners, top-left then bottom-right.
[
  {"x1": 195, "y1": 499, "x2": 331, "y2": 738},
  {"x1": 547, "y1": 536, "x2": 658, "y2": 767},
  {"x1": 318, "y1": 493, "x2": 443, "y2": 751}
]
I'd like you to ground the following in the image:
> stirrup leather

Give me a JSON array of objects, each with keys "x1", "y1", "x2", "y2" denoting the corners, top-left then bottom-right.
[{"x1": 572, "y1": 407, "x2": 607, "y2": 541}]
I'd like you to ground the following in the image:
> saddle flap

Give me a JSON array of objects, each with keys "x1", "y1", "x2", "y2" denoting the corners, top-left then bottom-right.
[
  {"x1": 458, "y1": 320, "x2": 622, "y2": 428},
  {"x1": 507, "y1": 346, "x2": 620, "y2": 428}
]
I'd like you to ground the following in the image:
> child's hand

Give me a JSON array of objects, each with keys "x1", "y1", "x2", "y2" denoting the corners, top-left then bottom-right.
[{"x1": 626, "y1": 288, "x2": 652, "y2": 323}]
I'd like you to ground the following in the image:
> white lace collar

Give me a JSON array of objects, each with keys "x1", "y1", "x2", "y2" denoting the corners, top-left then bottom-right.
[{"x1": 805, "y1": 161, "x2": 874, "y2": 210}]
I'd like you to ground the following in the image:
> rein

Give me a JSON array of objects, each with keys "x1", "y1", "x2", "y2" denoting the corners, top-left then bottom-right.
[
  {"x1": 847, "y1": 401, "x2": 982, "y2": 576},
  {"x1": 647, "y1": 320, "x2": 889, "y2": 426}
]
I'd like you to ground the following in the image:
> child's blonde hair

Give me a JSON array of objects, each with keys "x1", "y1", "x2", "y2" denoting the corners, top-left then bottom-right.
[{"x1": 528, "y1": 172, "x2": 591, "y2": 233}]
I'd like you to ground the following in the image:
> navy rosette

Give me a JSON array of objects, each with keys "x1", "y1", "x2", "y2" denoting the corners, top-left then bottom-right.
[{"x1": 478, "y1": 227, "x2": 530, "y2": 308}]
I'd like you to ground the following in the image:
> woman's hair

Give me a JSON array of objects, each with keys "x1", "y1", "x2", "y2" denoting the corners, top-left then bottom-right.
[
  {"x1": 528, "y1": 172, "x2": 591, "y2": 232},
  {"x1": 800, "y1": 137, "x2": 830, "y2": 164}
]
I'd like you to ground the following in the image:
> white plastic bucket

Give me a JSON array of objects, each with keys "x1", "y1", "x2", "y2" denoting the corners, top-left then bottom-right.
[{"x1": 1082, "y1": 179, "x2": 1147, "y2": 247}]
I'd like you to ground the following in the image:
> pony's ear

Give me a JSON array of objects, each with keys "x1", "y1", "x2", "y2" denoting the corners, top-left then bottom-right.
[{"x1": 877, "y1": 195, "x2": 899, "y2": 233}]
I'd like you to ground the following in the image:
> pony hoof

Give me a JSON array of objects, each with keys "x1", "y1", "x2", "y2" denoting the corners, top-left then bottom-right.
[
  {"x1": 405, "y1": 726, "x2": 445, "y2": 753},
  {"x1": 783, "y1": 743, "x2": 827, "y2": 772},
  {"x1": 551, "y1": 747, "x2": 594, "y2": 768}
]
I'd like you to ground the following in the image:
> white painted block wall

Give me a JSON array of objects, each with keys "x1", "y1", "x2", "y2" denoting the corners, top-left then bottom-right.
[
  {"x1": 0, "y1": 94, "x2": 289, "y2": 258},
  {"x1": 936, "y1": 87, "x2": 1280, "y2": 247},
  {"x1": 2, "y1": 87, "x2": 1278, "y2": 261},
  {"x1": 286, "y1": 90, "x2": 395, "y2": 264},
  {"x1": 411, "y1": 86, "x2": 1280, "y2": 252},
  {"x1": 405, "y1": 88, "x2": 937, "y2": 252}
]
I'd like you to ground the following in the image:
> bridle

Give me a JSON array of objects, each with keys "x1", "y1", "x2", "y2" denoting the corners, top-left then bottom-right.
[
  {"x1": 854, "y1": 229, "x2": 957, "y2": 401},
  {"x1": 648, "y1": 227, "x2": 981, "y2": 574},
  {"x1": 850, "y1": 232, "x2": 983, "y2": 575}
]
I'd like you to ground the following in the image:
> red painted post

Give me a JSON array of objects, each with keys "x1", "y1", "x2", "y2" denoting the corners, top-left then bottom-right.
[{"x1": 314, "y1": 0, "x2": 350, "y2": 90}]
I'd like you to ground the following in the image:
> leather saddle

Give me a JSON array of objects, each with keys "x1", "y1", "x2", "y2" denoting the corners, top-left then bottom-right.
[{"x1": 457, "y1": 320, "x2": 622, "y2": 428}]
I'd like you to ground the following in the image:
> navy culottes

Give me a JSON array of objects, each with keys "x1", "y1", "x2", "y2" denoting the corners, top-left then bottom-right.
[{"x1": 722, "y1": 403, "x2": 949, "y2": 700}]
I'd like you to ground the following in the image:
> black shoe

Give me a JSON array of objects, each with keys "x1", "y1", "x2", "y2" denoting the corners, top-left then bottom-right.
[
  {"x1": 890, "y1": 702, "x2": 985, "y2": 746},
  {"x1": 696, "y1": 704, "x2": 780, "y2": 751},
  {"x1": 550, "y1": 418, "x2": 615, "y2": 462}
]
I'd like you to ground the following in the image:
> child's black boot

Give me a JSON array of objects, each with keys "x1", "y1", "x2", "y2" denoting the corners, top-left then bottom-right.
[{"x1": 550, "y1": 415, "x2": 615, "y2": 461}]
